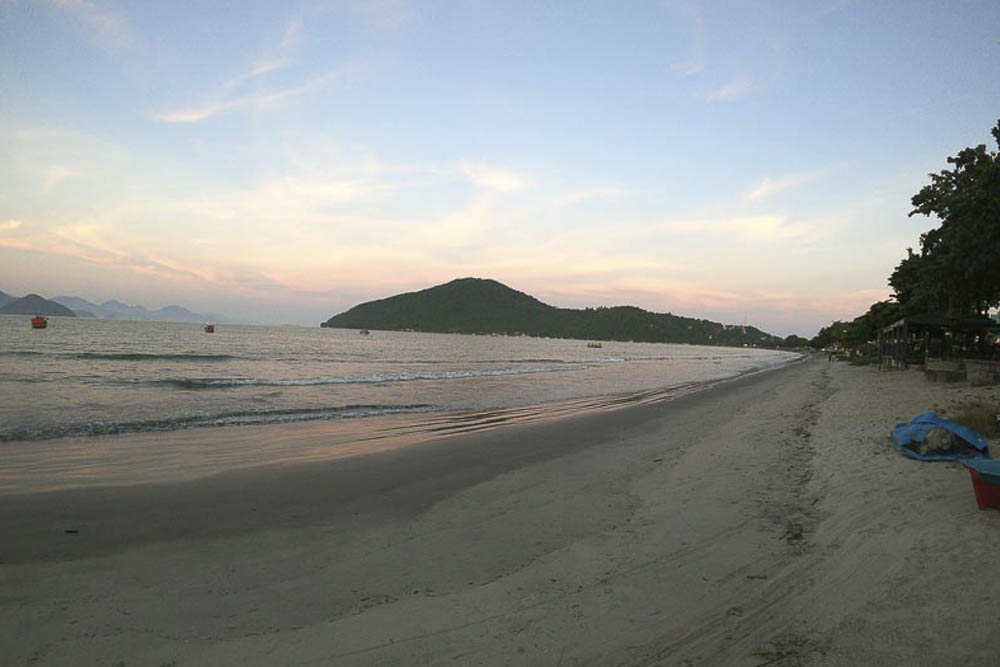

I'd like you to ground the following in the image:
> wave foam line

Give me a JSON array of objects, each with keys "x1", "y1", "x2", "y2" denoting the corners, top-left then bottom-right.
[
  {"x1": 0, "y1": 351, "x2": 237, "y2": 361},
  {"x1": 146, "y1": 364, "x2": 592, "y2": 390},
  {"x1": 0, "y1": 404, "x2": 436, "y2": 442}
]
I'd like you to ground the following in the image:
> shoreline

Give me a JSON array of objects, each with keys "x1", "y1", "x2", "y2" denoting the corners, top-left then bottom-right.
[
  {"x1": 1, "y1": 316, "x2": 802, "y2": 447},
  {"x1": 0, "y1": 355, "x2": 809, "y2": 564},
  {"x1": 3, "y1": 357, "x2": 1000, "y2": 665},
  {"x1": 0, "y1": 353, "x2": 807, "y2": 497}
]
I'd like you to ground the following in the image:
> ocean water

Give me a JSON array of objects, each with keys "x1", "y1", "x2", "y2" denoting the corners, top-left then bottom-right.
[{"x1": 0, "y1": 315, "x2": 800, "y2": 444}]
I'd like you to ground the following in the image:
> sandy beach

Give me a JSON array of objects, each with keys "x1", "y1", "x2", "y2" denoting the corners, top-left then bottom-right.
[{"x1": 3, "y1": 355, "x2": 999, "y2": 666}]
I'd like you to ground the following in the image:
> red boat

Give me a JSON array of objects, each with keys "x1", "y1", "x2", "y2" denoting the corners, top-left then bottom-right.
[{"x1": 31, "y1": 315, "x2": 47, "y2": 329}]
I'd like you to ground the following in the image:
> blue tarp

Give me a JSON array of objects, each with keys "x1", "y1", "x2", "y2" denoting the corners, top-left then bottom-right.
[{"x1": 891, "y1": 411, "x2": 991, "y2": 461}]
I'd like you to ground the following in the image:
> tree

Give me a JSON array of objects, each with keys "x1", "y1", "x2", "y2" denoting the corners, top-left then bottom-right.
[
  {"x1": 898, "y1": 119, "x2": 1000, "y2": 315},
  {"x1": 811, "y1": 320, "x2": 850, "y2": 349},
  {"x1": 888, "y1": 248, "x2": 949, "y2": 314},
  {"x1": 809, "y1": 300, "x2": 901, "y2": 349},
  {"x1": 780, "y1": 334, "x2": 810, "y2": 348},
  {"x1": 815, "y1": 121, "x2": 1000, "y2": 343}
]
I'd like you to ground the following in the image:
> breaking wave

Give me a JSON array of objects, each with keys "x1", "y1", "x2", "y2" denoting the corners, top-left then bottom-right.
[
  {"x1": 144, "y1": 364, "x2": 593, "y2": 390},
  {"x1": 0, "y1": 351, "x2": 237, "y2": 361},
  {"x1": 0, "y1": 403, "x2": 436, "y2": 442}
]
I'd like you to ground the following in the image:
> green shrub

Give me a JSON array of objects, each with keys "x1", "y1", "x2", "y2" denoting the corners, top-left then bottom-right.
[
  {"x1": 949, "y1": 403, "x2": 1000, "y2": 438},
  {"x1": 848, "y1": 352, "x2": 878, "y2": 366}
]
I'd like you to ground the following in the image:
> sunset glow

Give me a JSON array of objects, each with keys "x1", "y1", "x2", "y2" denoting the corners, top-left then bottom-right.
[{"x1": 2, "y1": 1, "x2": 998, "y2": 334}]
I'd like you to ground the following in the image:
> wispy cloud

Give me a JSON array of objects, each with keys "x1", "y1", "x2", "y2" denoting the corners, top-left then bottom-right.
[
  {"x1": 44, "y1": 0, "x2": 133, "y2": 51},
  {"x1": 156, "y1": 102, "x2": 228, "y2": 124},
  {"x1": 0, "y1": 220, "x2": 131, "y2": 270},
  {"x1": 281, "y1": 16, "x2": 303, "y2": 49},
  {"x1": 809, "y1": 0, "x2": 853, "y2": 22},
  {"x1": 412, "y1": 196, "x2": 496, "y2": 247},
  {"x1": 671, "y1": 60, "x2": 704, "y2": 77},
  {"x1": 666, "y1": 1, "x2": 705, "y2": 77},
  {"x1": 222, "y1": 56, "x2": 293, "y2": 90},
  {"x1": 223, "y1": 13, "x2": 302, "y2": 89},
  {"x1": 460, "y1": 162, "x2": 526, "y2": 192},
  {"x1": 350, "y1": 0, "x2": 410, "y2": 30},
  {"x1": 176, "y1": 176, "x2": 387, "y2": 222},
  {"x1": 44, "y1": 165, "x2": 81, "y2": 190},
  {"x1": 746, "y1": 169, "x2": 824, "y2": 202},
  {"x1": 467, "y1": 248, "x2": 686, "y2": 284},
  {"x1": 157, "y1": 11, "x2": 326, "y2": 124},
  {"x1": 706, "y1": 76, "x2": 755, "y2": 102},
  {"x1": 553, "y1": 186, "x2": 626, "y2": 207},
  {"x1": 157, "y1": 70, "x2": 340, "y2": 123},
  {"x1": 52, "y1": 221, "x2": 129, "y2": 259},
  {"x1": 664, "y1": 214, "x2": 811, "y2": 242},
  {"x1": 523, "y1": 274, "x2": 751, "y2": 315},
  {"x1": 0, "y1": 218, "x2": 229, "y2": 287},
  {"x1": 2, "y1": 126, "x2": 127, "y2": 193},
  {"x1": 0, "y1": 219, "x2": 23, "y2": 232}
]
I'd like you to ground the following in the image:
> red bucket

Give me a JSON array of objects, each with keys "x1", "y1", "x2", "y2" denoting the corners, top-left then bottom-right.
[{"x1": 968, "y1": 468, "x2": 1000, "y2": 510}]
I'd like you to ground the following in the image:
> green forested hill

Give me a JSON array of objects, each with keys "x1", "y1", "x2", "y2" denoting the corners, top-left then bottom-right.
[
  {"x1": 0, "y1": 294, "x2": 77, "y2": 317},
  {"x1": 322, "y1": 278, "x2": 782, "y2": 347}
]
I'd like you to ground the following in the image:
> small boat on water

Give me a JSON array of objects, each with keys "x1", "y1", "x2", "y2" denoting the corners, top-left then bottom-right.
[
  {"x1": 586, "y1": 342, "x2": 602, "y2": 348},
  {"x1": 31, "y1": 315, "x2": 48, "y2": 329},
  {"x1": 204, "y1": 323, "x2": 215, "y2": 333},
  {"x1": 359, "y1": 329, "x2": 370, "y2": 335}
]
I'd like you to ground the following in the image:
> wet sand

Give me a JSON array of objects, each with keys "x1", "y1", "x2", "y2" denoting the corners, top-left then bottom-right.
[{"x1": 2, "y1": 356, "x2": 999, "y2": 666}]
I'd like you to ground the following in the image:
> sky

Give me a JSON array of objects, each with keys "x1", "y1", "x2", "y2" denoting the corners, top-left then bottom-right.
[{"x1": 1, "y1": 1, "x2": 998, "y2": 336}]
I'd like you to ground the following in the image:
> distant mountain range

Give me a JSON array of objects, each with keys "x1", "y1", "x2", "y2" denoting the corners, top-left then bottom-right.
[
  {"x1": 322, "y1": 277, "x2": 794, "y2": 347},
  {"x1": 0, "y1": 290, "x2": 221, "y2": 323}
]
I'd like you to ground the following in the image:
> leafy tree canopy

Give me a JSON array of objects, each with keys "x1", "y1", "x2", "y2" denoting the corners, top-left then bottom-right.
[
  {"x1": 810, "y1": 300, "x2": 901, "y2": 349},
  {"x1": 817, "y1": 120, "x2": 1000, "y2": 345},
  {"x1": 892, "y1": 120, "x2": 1000, "y2": 316}
]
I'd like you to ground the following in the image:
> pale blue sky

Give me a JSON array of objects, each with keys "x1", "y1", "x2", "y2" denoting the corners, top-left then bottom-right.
[{"x1": 1, "y1": 0, "x2": 998, "y2": 335}]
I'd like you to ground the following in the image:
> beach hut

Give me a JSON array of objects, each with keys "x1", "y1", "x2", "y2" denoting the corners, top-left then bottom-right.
[{"x1": 877, "y1": 313, "x2": 1000, "y2": 381}]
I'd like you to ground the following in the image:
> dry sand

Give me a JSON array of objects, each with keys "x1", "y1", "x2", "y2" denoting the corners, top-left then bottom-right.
[{"x1": 2, "y1": 356, "x2": 999, "y2": 666}]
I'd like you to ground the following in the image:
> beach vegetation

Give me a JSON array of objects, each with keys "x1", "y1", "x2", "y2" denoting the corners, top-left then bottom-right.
[
  {"x1": 781, "y1": 334, "x2": 810, "y2": 348},
  {"x1": 847, "y1": 350, "x2": 879, "y2": 366},
  {"x1": 947, "y1": 402, "x2": 1000, "y2": 439},
  {"x1": 811, "y1": 300, "x2": 901, "y2": 350},
  {"x1": 814, "y1": 119, "x2": 1000, "y2": 346},
  {"x1": 891, "y1": 119, "x2": 1000, "y2": 317}
]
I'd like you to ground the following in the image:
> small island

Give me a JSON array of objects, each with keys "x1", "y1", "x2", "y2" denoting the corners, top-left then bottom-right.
[{"x1": 322, "y1": 277, "x2": 803, "y2": 348}]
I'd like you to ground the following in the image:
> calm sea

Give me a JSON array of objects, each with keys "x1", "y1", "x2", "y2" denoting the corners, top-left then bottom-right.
[{"x1": 0, "y1": 315, "x2": 800, "y2": 444}]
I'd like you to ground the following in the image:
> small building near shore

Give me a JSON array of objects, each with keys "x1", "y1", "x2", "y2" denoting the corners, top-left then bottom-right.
[{"x1": 878, "y1": 313, "x2": 1000, "y2": 382}]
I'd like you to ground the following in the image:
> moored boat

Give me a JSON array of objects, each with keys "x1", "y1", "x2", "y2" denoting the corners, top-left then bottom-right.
[{"x1": 31, "y1": 315, "x2": 47, "y2": 329}]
